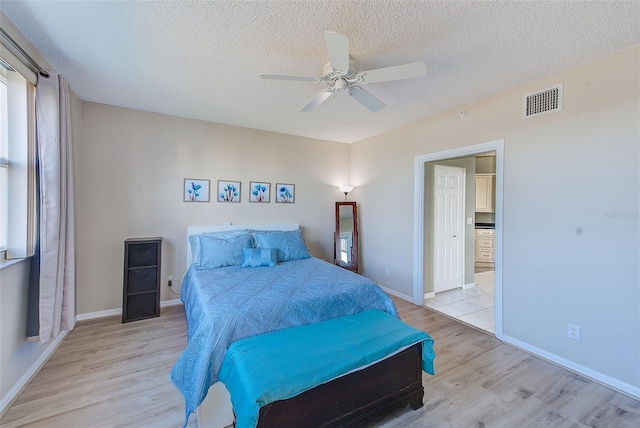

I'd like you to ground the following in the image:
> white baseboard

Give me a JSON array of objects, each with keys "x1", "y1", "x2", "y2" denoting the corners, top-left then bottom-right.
[
  {"x1": 424, "y1": 292, "x2": 435, "y2": 300},
  {"x1": 502, "y1": 334, "x2": 640, "y2": 400},
  {"x1": 378, "y1": 285, "x2": 413, "y2": 303},
  {"x1": 463, "y1": 282, "x2": 476, "y2": 290},
  {"x1": 161, "y1": 299, "x2": 183, "y2": 308},
  {"x1": 76, "y1": 299, "x2": 183, "y2": 322},
  {"x1": 0, "y1": 330, "x2": 70, "y2": 416},
  {"x1": 76, "y1": 308, "x2": 121, "y2": 322}
]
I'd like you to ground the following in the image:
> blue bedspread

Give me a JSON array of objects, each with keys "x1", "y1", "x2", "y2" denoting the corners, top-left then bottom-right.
[
  {"x1": 219, "y1": 309, "x2": 435, "y2": 428},
  {"x1": 170, "y1": 257, "x2": 398, "y2": 424}
]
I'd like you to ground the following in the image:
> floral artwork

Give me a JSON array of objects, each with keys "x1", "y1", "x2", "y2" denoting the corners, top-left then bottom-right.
[
  {"x1": 218, "y1": 180, "x2": 241, "y2": 203},
  {"x1": 276, "y1": 183, "x2": 295, "y2": 203},
  {"x1": 183, "y1": 179, "x2": 210, "y2": 202},
  {"x1": 249, "y1": 182, "x2": 270, "y2": 203}
]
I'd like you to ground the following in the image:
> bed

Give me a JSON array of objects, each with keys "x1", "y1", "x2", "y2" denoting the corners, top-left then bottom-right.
[{"x1": 170, "y1": 224, "x2": 434, "y2": 427}]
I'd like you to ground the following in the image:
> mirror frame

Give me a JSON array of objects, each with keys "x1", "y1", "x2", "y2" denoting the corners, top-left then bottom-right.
[{"x1": 334, "y1": 201, "x2": 358, "y2": 273}]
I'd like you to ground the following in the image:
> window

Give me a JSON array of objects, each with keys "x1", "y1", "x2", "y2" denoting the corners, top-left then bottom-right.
[
  {"x1": 0, "y1": 57, "x2": 36, "y2": 262},
  {"x1": 0, "y1": 75, "x2": 7, "y2": 254}
]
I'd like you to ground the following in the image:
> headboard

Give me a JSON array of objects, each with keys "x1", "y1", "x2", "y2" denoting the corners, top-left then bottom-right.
[{"x1": 186, "y1": 223, "x2": 300, "y2": 266}]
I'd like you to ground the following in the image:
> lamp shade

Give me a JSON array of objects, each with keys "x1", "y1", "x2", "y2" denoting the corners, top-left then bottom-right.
[{"x1": 338, "y1": 185, "x2": 354, "y2": 194}]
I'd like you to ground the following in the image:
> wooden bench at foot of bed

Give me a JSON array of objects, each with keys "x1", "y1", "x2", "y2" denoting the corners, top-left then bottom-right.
[
  {"x1": 258, "y1": 342, "x2": 424, "y2": 428},
  {"x1": 218, "y1": 310, "x2": 435, "y2": 428}
]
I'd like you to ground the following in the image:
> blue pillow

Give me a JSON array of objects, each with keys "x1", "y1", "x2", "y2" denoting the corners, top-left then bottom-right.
[
  {"x1": 196, "y1": 233, "x2": 254, "y2": 269},
  {"x1": 189, "y1": 229, "x2": 249, "y2": 265},
  {"x1": 252, "y1": 229, "x2": 311, "y2": 262},
  {"x1": 241, "y1": 248, "x2": 278, "y2": 268}
]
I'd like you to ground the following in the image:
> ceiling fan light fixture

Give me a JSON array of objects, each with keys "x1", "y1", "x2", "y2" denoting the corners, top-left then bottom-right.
[{"x1": 334, "y1": 78, "x2": 347, "y2": 91}]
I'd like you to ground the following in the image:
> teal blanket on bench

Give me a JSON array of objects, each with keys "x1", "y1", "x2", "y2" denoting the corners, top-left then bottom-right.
[{"x1": 218, "y1": 309, "x2": 435, "y2": 428}]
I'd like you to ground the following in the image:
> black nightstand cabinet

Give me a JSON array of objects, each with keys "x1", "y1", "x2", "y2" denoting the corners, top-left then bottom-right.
[{"x1": 122, "y1": 238, "x2": 162, "y2": 323}]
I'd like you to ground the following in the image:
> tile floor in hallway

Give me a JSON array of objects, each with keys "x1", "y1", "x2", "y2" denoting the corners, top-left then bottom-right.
[{"x1": 424, "y1": 270, "x2": 495, "y2": 333}]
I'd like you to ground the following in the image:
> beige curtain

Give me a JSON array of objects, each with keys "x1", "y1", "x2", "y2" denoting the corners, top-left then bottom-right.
[{"x1": 34, "y1": 70, "x2": 75, "y2": 343}]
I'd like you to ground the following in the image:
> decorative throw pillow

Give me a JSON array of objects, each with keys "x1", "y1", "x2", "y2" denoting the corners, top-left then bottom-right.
[
  {"x1": 252, "y1": 229, "x2": 311, "y2": 262},
  {"x1": 189, "y1": 229, "x2": 250, "y2": 266},
  {"x1": 196, "y1": 233, "x2": 254, "y2": 269},
  {"x1": 241, "y1": 248, "x2": 278, "y2": 268}
]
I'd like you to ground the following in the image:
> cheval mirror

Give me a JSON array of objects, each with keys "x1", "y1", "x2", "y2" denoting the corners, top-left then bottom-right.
[{"x1": 334, "y1": 202, "x2": 358, "y2": 273}]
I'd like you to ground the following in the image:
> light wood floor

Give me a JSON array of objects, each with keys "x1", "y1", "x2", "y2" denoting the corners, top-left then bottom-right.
[{"x1": 2, "y1": 298, "x2": 639, "y2": 428}]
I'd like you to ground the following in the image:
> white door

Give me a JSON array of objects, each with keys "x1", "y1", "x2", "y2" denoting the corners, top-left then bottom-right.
[{"x1": 433, "y1": 165, "x2": 465, "y2": 292}]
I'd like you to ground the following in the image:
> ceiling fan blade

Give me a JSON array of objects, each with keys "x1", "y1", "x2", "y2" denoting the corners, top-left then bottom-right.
[
  {"x1": 324, "y1": 31, "x2": 350, "y2": 72},
  {"x1": 300, "y1": 90, "x2": 332, "y2": 112},
  {"x1": 358, "y1": 62, "x2": 427, "y2": 84},
  {"x1": 259, "y1": 73, "x2": 319, "y2": 82},
  {"x1": 348, "y1": 86, "x2": 385, "y2": 112}
]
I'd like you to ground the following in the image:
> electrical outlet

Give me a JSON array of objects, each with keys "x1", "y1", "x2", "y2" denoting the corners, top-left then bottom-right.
[
  {"x1": 568, "y1": 324, "x2": 580, "y2": 340},
  {"x1": 384, "y1": 267, "x2": 390, "y2": 276},
  {"x1": 167, "y1": 275, "x2": 173, "y2": 288}
]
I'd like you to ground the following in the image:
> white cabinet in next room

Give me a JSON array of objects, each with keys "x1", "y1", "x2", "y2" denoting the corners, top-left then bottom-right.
[
  {"x1": 475, "y1": 174, "x2": 495, "y2": 213},
  {"x1": 475, "y1": 228, "x2": 495, "y2": 267}
]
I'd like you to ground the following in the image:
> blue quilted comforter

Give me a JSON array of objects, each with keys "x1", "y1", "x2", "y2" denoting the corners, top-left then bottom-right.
[{"x1": 170, "y1": 257, "x2": 398, "y2": 424}]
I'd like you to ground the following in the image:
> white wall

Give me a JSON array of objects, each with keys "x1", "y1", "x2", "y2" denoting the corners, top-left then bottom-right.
[
  {"x1": 0, "y1": 261, "x2": 34, "y2": 404},
  {"x1": 351, "y1": 47, "x2": 640, "y2": 392},
  {"x1": 76, "y1": 103, "x2": 350, "y2": 315}
]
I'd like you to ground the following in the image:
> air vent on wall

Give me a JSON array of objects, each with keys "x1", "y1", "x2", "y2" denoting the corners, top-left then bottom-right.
[{"x1": 523, "y1": 83, "x2": 563, "y2": 119}]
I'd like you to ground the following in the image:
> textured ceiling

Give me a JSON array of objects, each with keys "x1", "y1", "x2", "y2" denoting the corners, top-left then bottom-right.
[{"x1": 2, "y1": 1, "x2": 639, "y2": 143}]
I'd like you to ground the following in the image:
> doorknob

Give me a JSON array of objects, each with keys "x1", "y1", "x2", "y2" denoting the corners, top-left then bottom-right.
[{"x1": 453, "y1": 235, "x2": 457, "y2": 237}]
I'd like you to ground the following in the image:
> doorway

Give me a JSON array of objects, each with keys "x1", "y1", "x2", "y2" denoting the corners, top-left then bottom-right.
[{"x1": 413, "y1": 140, "x2": 504, "y2": 339}]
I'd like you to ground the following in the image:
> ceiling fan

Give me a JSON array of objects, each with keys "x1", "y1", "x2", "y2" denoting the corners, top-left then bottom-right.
[{"x1": 260, "y1": 31, "x2": 427, "y2": 112}]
